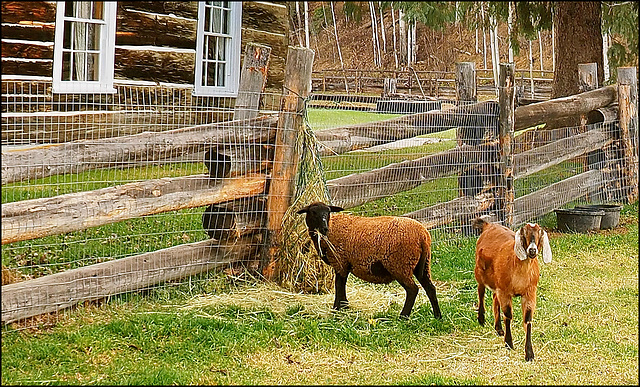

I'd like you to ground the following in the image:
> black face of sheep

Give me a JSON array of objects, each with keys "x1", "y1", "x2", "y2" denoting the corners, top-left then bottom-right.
[
  {"x1": 297, "y1": 201, "x2": 442, "y2": 319},
  {"x1": 297, "y1": 202, "x2": 344, "y2": 238}
]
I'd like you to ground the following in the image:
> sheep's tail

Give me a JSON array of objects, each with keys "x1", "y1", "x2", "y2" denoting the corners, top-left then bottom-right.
[
  {"x1": 471, "y1": 214, "x2": 493, "y2": 231},
  {"x1": 416, "y1": 232, "x2": 432, "y2": 279}
]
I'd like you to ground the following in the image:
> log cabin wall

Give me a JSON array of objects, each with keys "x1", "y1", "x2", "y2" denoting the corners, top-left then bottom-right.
[{"x1": 1, "y1": 1, "x2": 289, "y2": 144}]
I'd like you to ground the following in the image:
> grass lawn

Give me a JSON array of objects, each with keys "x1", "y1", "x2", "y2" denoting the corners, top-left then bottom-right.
[
  {"x1": 2, "y1": 107, "x2": 638, "y2": 385},
  {"x1": 2, "y1": 202, "x2": 637, "y2": 385}
]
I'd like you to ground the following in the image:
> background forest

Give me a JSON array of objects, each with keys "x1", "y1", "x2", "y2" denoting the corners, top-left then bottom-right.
[{"x1": 289, "y1": 1, "x2": 638, "y2": 97}]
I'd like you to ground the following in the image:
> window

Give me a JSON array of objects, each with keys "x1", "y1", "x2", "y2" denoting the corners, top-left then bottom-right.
[
  {"x1": 194, "y1": 2, "x2": 242, "y2": 96},
  {"x1": 53, "y1": 1, "x2": 117, "y2": 93}
]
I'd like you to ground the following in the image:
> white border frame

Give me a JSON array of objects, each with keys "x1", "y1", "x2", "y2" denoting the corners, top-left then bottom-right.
[
  {"x1": 193, "y1": 1, "x2": 242, "y2": 97},
  {"x1": 52, "y1": 1, "x2": 117, "y2": 94}
]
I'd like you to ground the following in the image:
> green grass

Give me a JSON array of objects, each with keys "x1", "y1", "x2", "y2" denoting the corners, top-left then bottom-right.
[
  {"x1": 2, "y1": 108, "x2": 638, "y2": 384},
  {"x1": 2, "y1": 202, "x2": 637, "y2": 385}
]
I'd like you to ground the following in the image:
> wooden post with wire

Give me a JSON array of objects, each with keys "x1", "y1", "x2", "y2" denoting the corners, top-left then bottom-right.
[
  {"x1": 261, "y1": 46, "x2": 315, "y2": 279},
  {"x1": 617, "y1": 67, "x2": 639, "y2": 203},
  {"x1": 497, "y1": 63, "x2": 516, "y2": 227}
]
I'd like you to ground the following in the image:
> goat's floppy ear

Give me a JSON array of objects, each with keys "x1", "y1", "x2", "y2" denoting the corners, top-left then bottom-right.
[
  {"x1": 541, "y1": 231, "x2": 553, "y2": 264},
  {"x1": 329, "y1": 206, "x2": 344, "y2": 213},
  {"x1": 296, "y1": 206, "x2": 309, "y2": 215},
  {"x1": 513, "y1": 229, "x2": 527, "y2": 261}
]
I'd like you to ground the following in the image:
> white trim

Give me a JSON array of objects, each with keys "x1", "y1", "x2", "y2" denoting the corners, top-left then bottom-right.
[
  {"x1": 193, "y1": 1, "x2": 242, "y2": 97},
  {"x1": 2, "y1": 75, "x2": 53, "y2": 81},
  {"x1": 52, "y1": 1, "x2": 118, "y2": 94},
  {"x1": 1, "y1": 38, "x2": 55, "y2": 46},
  {"x1": 117, "y1": 45, "x2": 196, "y2": 54},
  {"x1": 2, "y1": 58, "x2": 52, "y2": 63}
]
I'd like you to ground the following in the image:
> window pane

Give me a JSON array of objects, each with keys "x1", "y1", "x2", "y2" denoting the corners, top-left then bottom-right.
[
  {"x1": 217, "y1": 63, "x2": 226, "y2": 86},
  {"x1": 92, "y1": 1, "x2": 104, "y2": 20},
  {"x1": 87, "y1": 53, "x2": 100, "y2": 81},
  {"x1": 73, "y1": 22, "x2": 87, "y2": 51},
  {"x1": 75, "y1": 2, "x2": 93, "y2": 19},
  {"x1": 222, "y1": 9, "x2": 229, "y2": 35},
  {"x1": 64, "y1": 1, "x2": 74, "y2": 17},
  {"x1": 204, "y1": 5, "x2": 211, "y2": 33},
  {"x1": 205, "y1": 36, "x2": 215, "y2": 60},
  {"x1": 216, "y1": 37, "x2": 226, "y2": 61},
  {"x1": 73, "y1": 52, "x2": 87, "y2": 81},
  {"x1": 62, "y1": 52, "x2": 72, "y2": 81},
  {"x1": 63, "y1": 21, "x2": 73, "y2": 49},
  {"x1": 207, "y1": 62, "x2": 217, "y2": 86},
  {"x1": 87, "y1": 23, "x2": 100, "y2": 50},
  {"x1": 212, "y1": 7, "x2": 221, "y2": 33}
]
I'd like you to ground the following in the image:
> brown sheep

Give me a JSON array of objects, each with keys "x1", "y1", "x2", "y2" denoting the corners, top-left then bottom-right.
[
  {"x1": 472, "y1": 215, "x2": 552, "y2": 361},
  {"x1": 297, "y1": 201, "x2": 441, "y2": 319}
]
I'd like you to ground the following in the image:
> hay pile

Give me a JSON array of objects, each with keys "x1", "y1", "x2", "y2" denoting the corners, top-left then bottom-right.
[{"x1": 272, "y1": 119, "x2": 335, "y2": 294}]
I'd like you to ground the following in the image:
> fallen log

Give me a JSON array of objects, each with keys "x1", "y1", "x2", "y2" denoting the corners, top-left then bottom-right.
[
  {"x1": 316, "y1": 101, "x2": 499, "y2": 155},
  {"x1": 2, "y1": 173, "x2": 267, "y2": 244},
  {"x1": 1, "y1": 115, "x2": 278, "y2": 185},
  {"x1": 1, "y1": 235, "x2": 260, "y2": 324}
]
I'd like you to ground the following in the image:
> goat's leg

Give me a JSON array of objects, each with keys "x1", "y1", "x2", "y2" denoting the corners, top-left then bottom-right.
[
  {"x1": 492, "y1": 293, "x2": 504, "y2": 336},
  {"x1": 415, "y1": 272, "x2": 442, "y2": 319},
  {"x1": 333, "y1": 270, "x2": 349, "y2": 310},
  {"x1": 477, "y1": 283, "x2": 486, "y2": 326},
  {"x1": 522, "y1": 295, "x2": 536, "y2": 361},
  {"x1": 397, "y1": 278, "x2": 420, "y2": 318},
  {"x1": 499, "y1": 294, "x2": 514, "y2": 350}
]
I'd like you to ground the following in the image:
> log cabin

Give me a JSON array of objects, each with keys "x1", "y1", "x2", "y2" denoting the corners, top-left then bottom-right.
[{"x1": 1, "y1": 1, "x2": 290, "y2": 144}]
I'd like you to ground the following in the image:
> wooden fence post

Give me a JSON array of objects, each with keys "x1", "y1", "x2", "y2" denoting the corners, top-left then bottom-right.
[
  {"x1": 455, "y1": 62, "x2": 478, "y2": 104},
  {"x1": 261, "y1": 46, "x2": 315, "y2": 279},
  {"x1": 617, "y1": 67, "x2": 639, "y2": 203},
  {"x1": 498, "y1": 63, "x2": 516, "y2": 227},
  {"x1": 234, "y1": 43, "x2": 272, "y2": 121}
]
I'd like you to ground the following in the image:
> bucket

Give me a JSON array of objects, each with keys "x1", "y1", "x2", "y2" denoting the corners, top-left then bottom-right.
[
  {"x1": 554, "y1": 208, "x2": 605, "y2": 233},
  {"x1": 574, "y1": 204, "x2": 622, "y2": 229}
]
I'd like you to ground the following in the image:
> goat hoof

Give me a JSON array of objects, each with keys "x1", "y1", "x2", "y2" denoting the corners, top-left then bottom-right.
[
  {"x1": 505, "y1": 341, "x2": 514, "y2": 350},
  {"x1": 496, "y1": 328, "x2": 504, "y2": 336},
  {"x1": 525, "y1": 353, "x2": 534, "y2": 362},
  {"x1": 478, "y1": 315, "x2": 485, "y2": 326}
]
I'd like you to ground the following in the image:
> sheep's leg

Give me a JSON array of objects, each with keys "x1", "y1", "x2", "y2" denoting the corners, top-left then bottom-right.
[
  {"x1": 492, "y1": 293, "x2": 504, "y2": 336},
  {"x1": 477, "y1": 283, "x2": 486, "y2": 326},
  {"x1": 397, "y1": 278, "x2": 420, "y2": 318},
  {"x1": 416, "y1": 273, "x2": 442, "y2": 319},
  {"x1": 333, "y1": 270, "x2": 349, "y2": 311},
  {"x1": 522, "y1": 295, "x2": 536, "y2": 361}
]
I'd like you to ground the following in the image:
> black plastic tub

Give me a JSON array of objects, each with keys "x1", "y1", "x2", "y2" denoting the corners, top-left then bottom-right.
[
  {"x1": 554, "y1": 208, "x2": 606, "y2": 233},
  {"x1": 574, "y1": 204, "x2": 622, "y2": 229}
]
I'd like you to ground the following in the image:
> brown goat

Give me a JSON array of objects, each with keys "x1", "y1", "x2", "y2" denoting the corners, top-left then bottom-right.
[
  {"x1": 297, "y1": 201, "x2": 441, "y2": 319},
  {"x1": 472, "y1": 215, "x2": 552, "y2": 361}
]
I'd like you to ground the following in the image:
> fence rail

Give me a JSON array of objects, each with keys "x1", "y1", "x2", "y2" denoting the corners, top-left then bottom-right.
[{"x1": 2, "y1": 62, "x2": 637, "y2": 327}]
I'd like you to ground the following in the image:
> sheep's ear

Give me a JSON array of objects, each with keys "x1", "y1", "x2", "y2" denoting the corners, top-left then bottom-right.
[
  {"x1": 329, "y1": 206, "x2": 344, "y2": 213},
  {"x1": 513, "y1": 229, "x2": 527, "y2": 261},
  {"x1": 297, "y1": 206, "x2": 309, "y2": 215},
  {"x1": 541, "y1": 231, "x2": 553, "y2": 264}
]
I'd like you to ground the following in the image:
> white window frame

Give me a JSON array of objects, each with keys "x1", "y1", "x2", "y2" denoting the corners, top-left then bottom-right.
[
  {"x1": 52, "y1": 1, "x2": 117, "y2": 94},
  {"x1": 194, "y1": 1, "x2": 242, "y2": 97}
]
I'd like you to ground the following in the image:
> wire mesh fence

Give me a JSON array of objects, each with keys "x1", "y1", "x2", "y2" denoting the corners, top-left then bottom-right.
[{"x1": 2, "y1": 77, "x2": 635, "y2": 330}]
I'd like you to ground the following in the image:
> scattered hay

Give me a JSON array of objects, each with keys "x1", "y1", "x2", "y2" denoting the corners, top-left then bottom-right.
[
  {"x1": 272, "y1": 118, "x2": 334, "y2": 294},
  {"x1": 182, "y1": 280, "x2": 409, "y2": 317}
]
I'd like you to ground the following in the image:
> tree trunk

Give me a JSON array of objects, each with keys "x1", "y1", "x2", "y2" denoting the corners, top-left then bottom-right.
[
  {"x1": 378, "y1": 2, "x2": 387, "y2": 53},
  {"x1": 391, "y1": 4, "x2": 399, "y2": 69},
  {"x1": 552, "y1": 2, "x2": 603, "y2": 98},
  {"x1": 399, "y1": 9, "x2": 407, "y2": 66}
]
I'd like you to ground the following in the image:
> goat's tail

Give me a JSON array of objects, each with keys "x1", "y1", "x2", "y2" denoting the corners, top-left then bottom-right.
[{"x1": 471, "y1": 214, "x2": 493, "y2": 231}]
